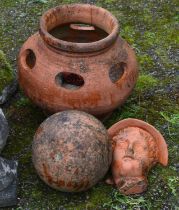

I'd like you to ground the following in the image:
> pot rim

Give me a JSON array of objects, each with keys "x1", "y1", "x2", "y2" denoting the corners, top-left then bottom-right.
[{"x1": 39, "y1": 4, "x2": 119, "y2": 53}]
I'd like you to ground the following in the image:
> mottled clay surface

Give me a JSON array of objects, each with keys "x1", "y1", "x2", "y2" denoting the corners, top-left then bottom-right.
[
  {"x1": 18, "y1": 4, "x2": 138, "y2": 117},
  {"x1": 32, "y1": 110, "x2": 112, "y2": 192},
  {"x1": 107, "y1": 118, "x2": 168, "y2": 195}
]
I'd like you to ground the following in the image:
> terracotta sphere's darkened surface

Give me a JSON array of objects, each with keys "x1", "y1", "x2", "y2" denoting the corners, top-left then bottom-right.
[{"x1": 32, "y1": 111, "x2": 112, "y2": 192}]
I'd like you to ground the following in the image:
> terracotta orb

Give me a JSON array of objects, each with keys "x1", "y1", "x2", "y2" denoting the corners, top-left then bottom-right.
[
  {"x1": 32, "y1": 110, "x2": 112, "y2": 192},
  {"x1": 18, "y1": 4, "x2": 138, "y2": 118},
  {"x1": 107, "y1": 118, "x2": 168, "y2": 195}
]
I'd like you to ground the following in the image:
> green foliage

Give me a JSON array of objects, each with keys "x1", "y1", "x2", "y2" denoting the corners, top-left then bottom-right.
[
  {"x1": 160, "y1": 112, "x2": 179, "y2": 125},
  {"x1": 137, "y1": 54, "x2": 154, "y2": 71},
  {"x1": 0, "y1": 50, "x2": 11, "y2": 70},
  {"x1": 31, "y1": 0, "x2": 48, "y2": 3},
  {"x1": 103, "y1": 190, "x2": 151, "y2": 210},
  {"x1": 15, "y1": 96, "x2": 31, "y2": 108},
  {"x1": 105, "y1": 100, "x2": 145, "y2": 128},
  {"x1": 0, "y1": 50, "x2": 14, "y2": 92},
  {"x1": 160, "y1": 111, "x2": 179, "y2": 136},
  {"x1": 143, "y1": 31, "x2": 156, "y2": 48},
  {"x1": 119, "y1": 104, "x2": 142, "y2": 119},
  {"x1": 121, "y1": 25, "x2": 136, "y2": 45},
  {"x1": 103, "y1": 0, "x2": 118, "y2": 4},
  {"x1": 167, "y1": 176, "x2": 179, "y2": 196},
  {"x1": 135, "y1": 74, "x2": 158, "y2": 91}
]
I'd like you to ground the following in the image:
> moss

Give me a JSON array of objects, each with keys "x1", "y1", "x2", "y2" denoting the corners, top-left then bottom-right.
[
  {"x1": 85, "y1": 185, "x2": 112, "y2": 209},
  {"x1": 145, "y1": 165, "x2": 179, "y2": 209},
  {"x1": 103, "y1": 0, "x2": 117, "y2": 4},
  {"x1": 103, "y1": 189, "x2": 151, "y2": 210},
  {"x1": 0, "y1": 50, "x2": 14, "y2": 92},
  {"x1": 0, "y1": 0, "x2": 20, "y2": 8},
  {"x1": 15, "y1": 95, "x2": 31, "y2": 108},
  {"x1": 120, "y1": 25, "x2": 138, "y2": 45},
  {"x1": 137, "y1": 54, "x2": 155, "y2": 72},
  {"x1": 135, "y1": 74, "x2": 158, "y2": 91},
  {"x1": 167, "y1": 176, "x2": 179, "y2": 197}
]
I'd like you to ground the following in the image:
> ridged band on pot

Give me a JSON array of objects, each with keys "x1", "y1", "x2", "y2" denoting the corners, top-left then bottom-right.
[
  {"x1": 18, "y1": 4, "x2": 138, "y2": 117},
  {"x1": 32, "y1": 110, "x2": 112, "y2": 192},
  {"x1": 39, "y1": 4, "x2": 119, "y2": 53}
]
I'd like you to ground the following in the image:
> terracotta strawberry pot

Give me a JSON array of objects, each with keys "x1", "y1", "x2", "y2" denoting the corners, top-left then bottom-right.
[{"x1": 18, "y1": 4, "x2": 138, "y2": 118}]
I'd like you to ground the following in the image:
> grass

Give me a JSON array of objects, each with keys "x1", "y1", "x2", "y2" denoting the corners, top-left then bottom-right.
[
  {"x1": 103, "y1": 189, "x2": 151, "y2": 210},
  {"x1": 135, "y1": 74, "x2": 158, "y2": 91},
  {"x1": 167, "y1": 176, "x2": 179, "y2": 197},
  {"x1": 160, "y1": 112, "x2": 179, "y2": 125},
  {"x1": 160, "y1": 111, "x2": 179, "y2": 137},
  {"x1": 0, "y1": 50, "x2": 14, "y2": 92}
]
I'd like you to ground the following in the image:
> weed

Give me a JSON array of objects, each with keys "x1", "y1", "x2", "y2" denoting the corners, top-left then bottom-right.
[
  {"x1": 31, "y1": 0, "x2": 48, "y2": 3},
  {"x1": 167, "y1": 176, "x2": 179, "y2": 197},
  {"x1": 15, "y1": 96, "x2": 31, "y2": 107},
  {"x1": 160, "y1": 112, "x2": 179, "y2": 125},
  {"x1": 135, "y1": 74, "x2": 158, "y2": 92},
  {"x1": 103, "y1": 190, "x2": 151, "y2": 210},
  {"x1": 160, "y1": 111, "x2": 179, "y2": 136},
  {"x1": 0, "y1": 50, "x2": 14, "y2": 92}
]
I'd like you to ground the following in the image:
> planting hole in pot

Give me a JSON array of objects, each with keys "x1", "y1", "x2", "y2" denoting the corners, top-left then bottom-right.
[
  {"x1": 109, "y1": 62, "x2": 126, "y2": 83},
  {"x1": 55, "y1": 72, "x2": 84, "y2": 90},
  {"x1": 49, "y1": 23, "x2": 108, "y2": 43},
  {"x1": 25, "y1": 49, "x2": 36, "y2": 69}
]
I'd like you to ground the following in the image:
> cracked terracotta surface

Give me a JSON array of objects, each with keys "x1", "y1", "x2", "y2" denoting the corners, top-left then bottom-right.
[
  {"x1": 18, "y1": 4, "x2": 138, "y2": 118},
  {"x1": 107, "y1": 118, "x2": 168, "y2": 195},
  {"x1": 32, "y1": 110, "x2": 112, "y2": 192}
]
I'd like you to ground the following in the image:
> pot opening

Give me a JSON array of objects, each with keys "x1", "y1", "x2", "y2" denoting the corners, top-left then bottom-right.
[
  {"x1": 49, "y1": 23, "x2": 108, "y2": 43},
  {"x1": 55, "y1": 72, "x2": 84, "y2": 90},
  {"x1": 26, "y1": 49, "x2": 36, "y2": 69},
  {"x1": 40, "y1": 4, "x2": 119, "y2": 52},
  {"x1": 109, "y1": 62, "x2": 126, "y2": 83}
]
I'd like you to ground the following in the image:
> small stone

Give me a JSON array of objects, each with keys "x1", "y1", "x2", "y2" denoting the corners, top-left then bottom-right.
[
  {"x1": 0, "y1": 109, "x2": 9, "y2": 152},
  {"x1": 19, "y1": 13, "x2": 26, "y2": 18},
  {"x1": 0, "y1": 157, "x2": 18, "y2": 207},
  {"x1": 174, "y1": 163, "x2": 179, "y2": 172}
]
